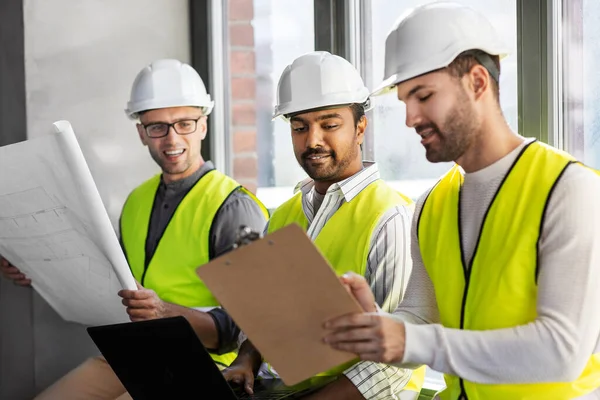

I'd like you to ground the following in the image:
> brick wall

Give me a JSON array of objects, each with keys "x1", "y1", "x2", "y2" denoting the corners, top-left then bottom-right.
[{"x1": 228, "y1": 0, "x2": 258, "y2": 193}]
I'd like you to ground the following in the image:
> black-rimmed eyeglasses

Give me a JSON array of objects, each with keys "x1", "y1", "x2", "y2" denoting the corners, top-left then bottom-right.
[{"x1": 142, "y1": 117, "x2": 202, "y2": 138}]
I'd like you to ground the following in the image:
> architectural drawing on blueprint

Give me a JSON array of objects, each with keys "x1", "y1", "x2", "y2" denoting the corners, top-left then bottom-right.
[{"x1": 0, "y1": 121, "x2": 136, "y2": 326}]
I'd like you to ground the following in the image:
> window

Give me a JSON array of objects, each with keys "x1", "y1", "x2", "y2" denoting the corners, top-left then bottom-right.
[
  {"x1": 561, "y1": 0, "x2": 600, "y2": 168},
  {"x1": 253, "y1": 0, "x2": 315, "y2": 208},
  {"x1": 361, "y1": 0, "x2": 518, "y2": 198}
]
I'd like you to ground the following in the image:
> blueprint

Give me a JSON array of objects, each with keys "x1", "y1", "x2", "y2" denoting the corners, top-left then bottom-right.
[{"x1": 0, "y1": 121, "x2": 137, "y2": 326}]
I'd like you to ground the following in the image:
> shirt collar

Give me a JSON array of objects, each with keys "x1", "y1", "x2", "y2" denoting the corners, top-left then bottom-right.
[
  {"x1": 160, "y1": 160, "x2": 215, "y2": 195},
  {"x1": 293, "y1": 161, "x2": 380, "y2": 202}
]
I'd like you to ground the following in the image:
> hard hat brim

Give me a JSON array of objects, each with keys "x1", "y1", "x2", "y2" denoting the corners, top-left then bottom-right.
[
  {"x1": 371, "y1": 75, "x2": 400, "y2": 98},
  {"x1": 272, "y1": 91, "x2": 370, "y2": 120},
  {"x1": 371, "y1": 50, "x2": 510, "y2": 98},
  {"x1": 125, "y1": 99, "x2": 215, "y2": 120}
]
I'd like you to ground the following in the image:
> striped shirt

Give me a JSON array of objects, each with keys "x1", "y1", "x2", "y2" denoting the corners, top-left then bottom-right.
[{"x1": 262, "y1": 163, "x2": 415, "y2": 399}]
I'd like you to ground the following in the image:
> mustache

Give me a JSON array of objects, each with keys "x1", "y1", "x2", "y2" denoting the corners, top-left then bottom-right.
[
  {"x1": 415, "y1": 123, "x2": 439, "y2": 136},
  {"x1": 301, "y1": 148, "x2": 334, "y2": 159}
]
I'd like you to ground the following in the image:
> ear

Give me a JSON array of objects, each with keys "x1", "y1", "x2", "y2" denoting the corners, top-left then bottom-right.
[
  {"x1": 136, "y1": 124, "x2": 148, "y2": 146},
  {"x1": 356, "y1": 115, "x2": 367, "y2": 146},
  {"x1": 468, "y1": 64, "x2": 490, "y2": 101},
  {"x1": 197, "y1": 116, "x2": 208, "y2": 140}
]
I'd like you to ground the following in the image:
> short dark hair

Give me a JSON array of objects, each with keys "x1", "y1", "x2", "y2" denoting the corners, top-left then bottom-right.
[
  {"x1": 349, "y1": 102, "x2": 367, "y2": 126},
  {"x1": 286, "y1": 102, "x2": 368, "y2": 125},
  {"x1": 446, "y1": 50, "x2": 501, "y2": 102}
]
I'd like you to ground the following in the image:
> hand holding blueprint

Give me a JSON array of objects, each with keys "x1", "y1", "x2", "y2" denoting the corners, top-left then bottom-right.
[{"x1": 0, "y1": 121, "x2": 136, "y2": 326}]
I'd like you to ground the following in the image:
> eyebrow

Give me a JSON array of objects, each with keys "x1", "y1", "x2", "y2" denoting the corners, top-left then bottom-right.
[{"x1": 290, "y1": 113, "x2": 343, "y2": 123}]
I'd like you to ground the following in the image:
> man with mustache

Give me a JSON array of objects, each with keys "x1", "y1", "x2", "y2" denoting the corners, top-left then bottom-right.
[
  {"x1": 222, "y1": 51, "x2": 425, "y2": 399},
  {"x1": 322, "y1": 3, "x2": 600, "y2": 400},
  {"x1": 3, "y1": 59, "x2": 269, "y2": 400}
]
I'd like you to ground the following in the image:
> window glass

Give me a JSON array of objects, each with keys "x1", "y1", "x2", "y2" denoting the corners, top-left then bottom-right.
[
  {"x1": 254, "y1": 0, "x2": 314, "y2": 195},
  {"x1": 564, "y1": 0, "x2": 600, "y2": 167}
]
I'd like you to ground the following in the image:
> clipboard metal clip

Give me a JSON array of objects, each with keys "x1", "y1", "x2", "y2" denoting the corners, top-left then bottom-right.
[{"x1": 232, "y1": 225, "x2": 263, "y2": 249}]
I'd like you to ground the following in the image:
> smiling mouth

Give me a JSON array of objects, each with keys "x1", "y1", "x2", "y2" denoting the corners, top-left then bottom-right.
[
  {"x1": 164, "y1": 149, "x2": 185, "y2": 156},
  {"x1": 305, "y1": 154, "x2": 330, "y2": 160},
  {"x1": 419, "y1": 130, "x2": 435, "y2": 140}
]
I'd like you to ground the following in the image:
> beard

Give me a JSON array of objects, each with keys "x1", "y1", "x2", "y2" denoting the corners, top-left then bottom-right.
[
  {"x1": 418, "y1": 91, "x2": 479, "y2": 163},
  {"x1": 299, "y1": 142, "x2": 359, "y2": 182}
]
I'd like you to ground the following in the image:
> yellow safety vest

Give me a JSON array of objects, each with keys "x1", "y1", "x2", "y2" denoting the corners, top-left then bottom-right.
[
  {"x1": 269, "y1": 179, "x2": 426, "y2": 395},
  {"x1": 121, "y1": 169, "x2": 269, "y2": 367},
  {"x1": 418, "y1": 140, "x2": 600, "y2": 400}
]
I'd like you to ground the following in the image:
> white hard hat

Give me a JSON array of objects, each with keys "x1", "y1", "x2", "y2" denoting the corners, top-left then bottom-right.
[
  {"x1": 125, "y1": 59, "x2": 214, "y2": 119},
  {"x1": 372, "y1": 2, "x2": 509, "y2": 96},
  {"x1": 273, "y1": 51, "x2": 370, "y2": 119}
]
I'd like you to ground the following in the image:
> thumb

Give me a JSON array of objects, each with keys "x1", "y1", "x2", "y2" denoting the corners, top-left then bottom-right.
[
  {"x1": 244, "y1": 371, "x2": 255, "y2": 395},
  {"x1": 341, "y1": 271, "x2": 367, "y2": 287},
  {"x1": 341, "y1": 271, "x2": 375, "y2": 312},
  {"x1": 135, "y1": 280, "x2": 144, "y2": 290}
]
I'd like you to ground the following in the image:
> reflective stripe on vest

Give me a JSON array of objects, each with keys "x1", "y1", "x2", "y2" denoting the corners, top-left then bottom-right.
[
  {"x1": 268, "y1": 179, "x2": 425, "y2": 393},
  {"x1": 418, "y1": 141, "x2": 600, "y2": 400},
  {"x1": 120, "y1": 169, "x2": 268, "y2": 367}
]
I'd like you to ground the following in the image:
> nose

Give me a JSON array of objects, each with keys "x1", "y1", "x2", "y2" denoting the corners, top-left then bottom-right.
[
  {"x1": 163, "y1": 125, "x2": 179, "y2": 143},
  {"x1": 305, "y1": 126, "x2": 325, "y2": 149},
  {"x1": 405, "y1": 103, "x2": 423, "y2": 129}
]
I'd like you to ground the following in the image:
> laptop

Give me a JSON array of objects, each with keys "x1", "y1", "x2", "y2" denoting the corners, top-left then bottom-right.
[{"x1": 87, "y1": 316, "x2": 337, "y2": 400}]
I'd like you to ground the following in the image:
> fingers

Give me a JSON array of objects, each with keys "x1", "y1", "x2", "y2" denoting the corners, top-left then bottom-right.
[
  {"x1": 323, "y1": 326, "x2": 380, "y2": 345},
  {"x1": 327, "y1": 340, "x2": 383, "y2": 359},
  {"x1": 118, "y1": 288, "x2": 153, "y2": 300},
  {"x1": 0, "y1": 263, "x2": 31, "y2": 286},
  {"x1": 121, "y1": 298, "x2": 154, "y2": 308},
  {"x1": 223, "y1": 368, "x2": 255, "y2": 395},
  {"x1": 323, "y1": 312, "x2": 379, "y2": 330},
  {"x1": 324, "y1": 316, "x2": 406, "y2": 364},
  {"x1": 0, "y1": 264, "x2": 20, "y2": 275},
  {"x1": 243, "y1": 370, "x2": 255, "y2": 394},
  {"x1": 2, "y1": 269, "x2": 24, "y2": 280},
  {"x1": 120, "y1": 287, "x2": 163, "y2": 321},
  {"x1": 0, "y1": 258, "x2": 20, "y2": 274},
  {"x1": 126, "y1": 307, "x2": 154, "y2": 321},
  {"x1": 14, "y1": 278, "x2": 32, "y2": 287}
]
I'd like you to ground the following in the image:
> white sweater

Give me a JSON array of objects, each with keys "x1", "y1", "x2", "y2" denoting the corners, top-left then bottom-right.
[{"x1": 392, "y1": 139, "x2": 600, "y2": 399}]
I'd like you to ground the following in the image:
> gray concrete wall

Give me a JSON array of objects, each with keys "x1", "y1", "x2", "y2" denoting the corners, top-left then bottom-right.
[{"x1": 1, "y1": 1, "x2": 190, "y2": 398}]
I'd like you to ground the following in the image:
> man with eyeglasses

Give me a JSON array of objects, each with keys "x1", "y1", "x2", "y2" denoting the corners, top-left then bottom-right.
[{"x1": 30, "y1": 59, "x2": 269, "y2": 400}]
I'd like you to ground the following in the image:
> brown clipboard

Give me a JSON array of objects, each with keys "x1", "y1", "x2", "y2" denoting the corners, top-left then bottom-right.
[{"x1": 196, "y1": 223, "x2": 363, "y2": 385}]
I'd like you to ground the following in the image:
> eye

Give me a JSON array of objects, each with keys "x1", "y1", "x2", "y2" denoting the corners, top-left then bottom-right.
[
  {"x1": 292, "y1": 125, "x2": 307, "y2": 133},
  {"x1": 418, "y1": 94, "x2": 433, "y2": 103},
  {"x1": 324, "y1": 124, "x2": 339, "y2": 130},
  {"x1": 148, "y1": 124, "x2": 166, "y2": 133}
]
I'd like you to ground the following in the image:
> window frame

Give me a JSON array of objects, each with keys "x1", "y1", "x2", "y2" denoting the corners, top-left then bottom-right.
[{"x1": 189, "y1": 0, "x2": 233, "y2": 175}]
